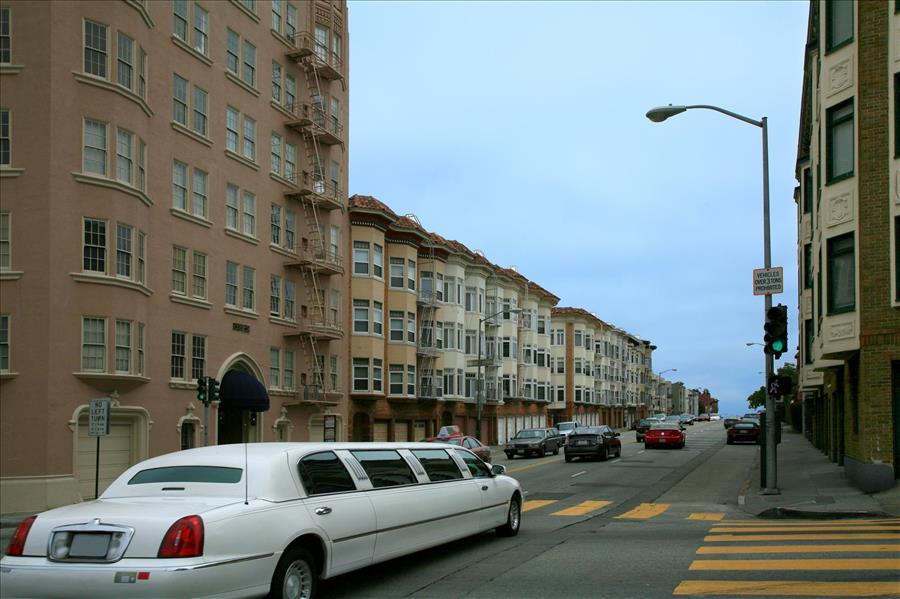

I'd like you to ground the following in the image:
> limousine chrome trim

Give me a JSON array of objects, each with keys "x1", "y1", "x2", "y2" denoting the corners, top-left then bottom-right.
[
  {"x1": 173, "y1": 552, "x2": 275, "y2": 571},
  {"x1": 0, "y1": 552, "x2": 275, "y2": 574}
]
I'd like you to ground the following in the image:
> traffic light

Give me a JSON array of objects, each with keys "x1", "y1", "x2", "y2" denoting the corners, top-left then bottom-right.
[
  {"x1": 196, "y1": 376, "x2": 207, "y2": 403},
  {"x1": 207, "y1": 377, "x2": 219, "y2": 404},
  {"x1": 764, "y1": 304, "x2": 788, "y2": 359}
]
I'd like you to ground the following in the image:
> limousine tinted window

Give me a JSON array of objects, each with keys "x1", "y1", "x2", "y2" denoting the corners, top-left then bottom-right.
[
  {"x1": 455, "y1": 449, "x2": 490, "y2": 478},
  {"x1": 411, "y1": 449, "x2": 464, "y2": 481},
  {"x1": 297, "y1": 451, "x2": 357, "y2": 495},
  {"x1": 128, "y1": 466, "x2": 243, "y2": 484},
  {"x1": 351, "y1": 450, "x2": 417, "y2": 488}
]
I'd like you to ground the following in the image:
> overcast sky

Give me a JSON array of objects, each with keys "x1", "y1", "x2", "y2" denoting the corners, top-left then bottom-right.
[{"x1": 346, "y1": 1, "x2": 809, "y2": 416}]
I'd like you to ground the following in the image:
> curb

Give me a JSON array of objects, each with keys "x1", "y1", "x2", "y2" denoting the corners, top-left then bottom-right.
[{"x1": 756, "y1": 507, "x2": 896, "y2": 520}]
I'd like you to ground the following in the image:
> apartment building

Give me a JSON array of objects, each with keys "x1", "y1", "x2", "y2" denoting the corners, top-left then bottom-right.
[
  {"x1": 794, "y1": 0, "x2": 899, "y2": 491},
  {"x1": 0, "y1": 0, "x2": 350, "y2": 514}
]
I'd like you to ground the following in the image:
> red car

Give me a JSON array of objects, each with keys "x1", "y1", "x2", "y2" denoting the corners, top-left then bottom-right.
[
  {"x1": 727, "y1": 422, "x2": 761, "y2": 445},
  {"x1": 423, "y1": 434, "x2": 493, "y2": 462},
  {"x1": 644, "y1": 423, "x2": 685, "y2": 449}
]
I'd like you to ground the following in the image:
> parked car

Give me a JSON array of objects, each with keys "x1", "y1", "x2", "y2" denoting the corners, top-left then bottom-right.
[
  {"x1": 664, "y1": 415, "x2": 686, "y2": 430},
  {"x1": 554, "y1": 421, "x2": 582, "y2": 444},
  {"x1": 564, "y1": 426, "x2": 622, "y2": 462},
  {"x1": 679, "y1": 414, "x2": 695, "y2": 425},
  {"x1": 505, "y1": 428, "x2": 563, "y2": 458},
  {"x1": 0, "y1": 443, "x2": 522, "y2": 599},
  {"x1": 634, "y1": 417, "x2": 662, "y2": 442},
  {"x1": 742, "y1": 413, "x2": 761, "y2": 424},
  {"x1": 423, "y1": 434, "x2": 491, "y2": 462},
  {"x1": 727, "y1": 422, "x2": 761, "y2": 445},
  {"x1": 709, "y1": 414, "x2": 722, "y2": 421},
  {"x1": 724, "y1": 417, "x2": 741, "y2": 429},
  {"x1": 695, "y1": 413, "x2": 710, "y2": 422},
  {"x1": 644, "y1": 422, "x2": 686, "y2": 449}
]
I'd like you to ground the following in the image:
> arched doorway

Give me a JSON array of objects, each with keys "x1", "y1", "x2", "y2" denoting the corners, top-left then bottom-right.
[{"x1": 217, "y1": 359, "x2": 269, "y2": 445}]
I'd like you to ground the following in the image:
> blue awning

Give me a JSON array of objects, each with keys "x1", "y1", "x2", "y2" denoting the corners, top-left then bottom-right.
[{"x1": 219, "y1": 370, "x2": 270, "y2": 412}]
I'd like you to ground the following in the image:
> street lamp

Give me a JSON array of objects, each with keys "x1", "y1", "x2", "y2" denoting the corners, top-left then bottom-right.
[
  {"x1": 745, "y1": 342, "x2": 764, "y2": 347},
  {"x1": 655, "y1": 368, "x2": 677, "y2": 412},
  {"x1": 476, "y1": 307, "x2": 521, "y2": 441},
  {"x1": 647, "y1": 102, "x2": 777, "y2": 494}
]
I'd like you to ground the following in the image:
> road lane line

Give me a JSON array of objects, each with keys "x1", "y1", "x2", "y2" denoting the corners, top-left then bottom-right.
[
  {"x1": 522, "y1": 499, "x2": 557, "y2": 512},
  {"x1": 689, "y1": 558, "x2": 900, "y2": 571},
  {"x1": 551, "y1": 500, "x2": 611, "y2": 517},
  {"x1": 571, "y1": 470, "x2": 587, "y2": 478},
  {"x1": 688, "y1": 513, "x2": 726, "y2": 521},
  {"x1": 697, "y1": 544, "x2": 900, "y2": 554},
  {"x1": 714, "y1": 519, "x2": 900, "y2": 526},
  {"x1": 711, "y1": 526, "x2": 900, "y2": 533},
  {"x1": 672, "y1": 580, "x2": 900, "y2": 596},
  {"x1": 615, "y1": 502, "x2": 670, "y2": 519},
  {"x1": 705, "y1": 533, "x2": 900, "y2": 542}
]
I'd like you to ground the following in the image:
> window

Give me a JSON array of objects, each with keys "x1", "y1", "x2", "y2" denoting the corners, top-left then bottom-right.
[
  {"x1": 285, "y1": 210, "x2": 295, "y2": 251},
  {"x1": 284, "y1": 280, "x2": 295, "y2": 320},
  {"x1": 173, "y1": 0, "x2": 188, "y2": 42},
  {"x1": 115, "y1": 223, "x2": 132, "y2": 278},
  {"x1": 896, "y1": 73, "x2": 900, "y2": 159},
  {"x1": 373, "y1": 244, "x2": 383, "y2": 278},
  {"x1": 82, "y1": 317, "x2": 106, "y2": 372},
  {"x1": 225, "y1": 183, "x2": 256, "y2": 237},
  {"x1": 190, "y1": 335, "x2": 205, "y2": 380},
  {"x1": 192, "y1": 85, "x2": 208, "y2": 136},
  {"x1": 242, "y1": 116, "x2": 256, "y2": 161},
  {"x1": 408, "y1": 260, "x2": 416, "y2": 290},
  {"x1": 455, "y1": 449, "x2": 490, "y2": 477},
  {"x1": 826, "y1": 99, "x2": 854, "y2": 183},
  {"x1": 115, "y1": 128, "x2": 133, "y2": 184},
  {"x1": 271, "y1": 0, "x2": 282, "y2": 32},
  {"x1": 411, "y1": 449, "x2": 462, "y2": 481},
  {"x1": 827, "y1": 232, "x2": 855, "y2": 314},
  {"x1": 352, "y1": 450, "x2": 416, "y2": 488},
  {"x1": 802, "y1": 168, "x2": 812, "y2": 214},
  {"x1": 353, "y1": 299, "x2": 369, "y2": 333},
  {"x1": 242, "y1": 39, "x2": 256, "y2": 87},
  {"x1": 83, "y1": 119, "x2": 107, "y2": 175},
  {"x1": 896, "y1": 216, "x2": 900, "y2": 302},
  {"x1": 172, "y1": 246, "x2": 187, "y2": 294},
  {"x1": 804, "y1": 243, "x2": 813, "y2": 289},
  {"x1": 172, "y1": 160, "x2": 188, "y2": 210},
  {"x1": 389, "y1": 257, "x2": 404, "y2": 288},
  {"x1": 804, "y1": 318, "x2": 814, "y2": 365},
  {"x1": 373, "y1": 301, "x2": 383, "y2": 335},
  {"x1": 285, "y1": 142, "x2": 297, "y2": 181},
  {"x1": 269, "y1": 347, "x2": 280, "y2": 386},
  {"x1": 192, "y1": 168, "x2": 208, "y2": 217},
  {"x1": 825, "y1": 0, "x2": 853, "y2": 52},
  {"x1": 271, "y1": 203, "x2": 282, "y2": 245},
  {"x1": 226, "y1": 29, "x2": 239, "y2": 75},
  {"x1": 116, "y1": 32, "x2": 133, "y2": 90},
  {"x1": 389, "y1": 310, "x2": 404, "y2": 341},
  {"x1": 407, "y1": 364, "x2": 416, "y2": 395},
  {"x1": 0, "y1": 212, "x2": 9, "y2": 271},
  {"x1": 192, "y1": 4, "x2": 208, "y2": 55},
  {"x1": 83, "y1": 218, "x2": 106, "y2": 273},
  {"x1": 0, "y1": 109, "x2": 8, "y2": 166},
  {"x1": 242, "y1": 191, "x2": 255, "y2": 235},
  {"x1": 407, "y1": 312, "x2": 416, "y2": 343},
  {"x1": 284, "y1": 350, "x2": 295, "y2": 389},
  {"x1": 0, "y1": 7, "x2": 10, "y2": 64},
  {"x1": 225, "y1": 261, "x2": 238, "y2": 306},
  {"x1": 353, "y1": 241, "x2": 370, "y2": 275},
  {"x1": 226, "y1": 29, "x2": 256, "y2": 88},
  {"x1": 226, "y1": 106, "x2": 239, "y2": 152},
  {"x1": 84, "y1": 20, "x2": 107, "y2": 78},
  {"x1": 353, "y1": 357, "x2": 369, "y2": 391},
  {"x1": 389, "y1": 364, "x2": 404, "y2": 394},
  {"x1": 242, "y1": 265, "x2": 255, "y2": 310},
  {"x1": 192, "y1": 251, "x2": 207, "y2": 299},
  {"x1": 173, "y1": 161, "x2": 207, "y2": 218},
  {"x1": 298, "y1": 452, "x2": 356, "y2": 495},
  {"x1": 0, "y1": 314, "x2": 8, "y2": 372},
  {"x1": 271, "y1": 132, "x2": 282, "y2": 175}
]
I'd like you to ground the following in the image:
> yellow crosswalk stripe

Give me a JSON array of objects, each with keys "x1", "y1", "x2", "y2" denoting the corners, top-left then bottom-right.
[
  {"x1": 697, "y1": 544, "x2": 900, "y2": 554},
  {"x1": 714, "y1": 519, "x2": 900, "y2": 526},
  {"x1": 551, "y1": 500, "x2": 611, "y2": 516},
  {"x1": 522, "y1": 499, "x2": 557, "y2": 512},
  {"x1": 711, "y1": 526, "x2": 900, "y2": 533},
  {"x1": 690, "y1": 558, "x2": 900, "y2": 571},
  {"x1": 705, "y1": 533, "x2": 900, "y2": 542},
  {"x1": 615, "y1": 502, "x2": 670, "y2": 519},
  {"x1": 688, "y1": 513, "x2": 725, "y2": 521},
  {"x1": 673, "y1": 580, "x2": 900, "y2": 596}
]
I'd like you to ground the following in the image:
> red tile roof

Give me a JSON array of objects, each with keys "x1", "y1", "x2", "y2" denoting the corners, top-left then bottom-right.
[{"x1": 348, "y1": 195, "x2": 399, "y2": 219}]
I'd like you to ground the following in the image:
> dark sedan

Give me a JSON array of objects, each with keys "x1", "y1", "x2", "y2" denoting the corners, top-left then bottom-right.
[
  {"x1": 634, "y1": 418, "x2": 661, "y2": 442},
  {"x1": 727, "y1": 422, "x2": 761, "y2": 445},
  {"x1": 564, "y1": 426, "x2": 622, "y2": 462},
  {"x1": 504, "y1": 428, "x2": 563, "y2": 459}
]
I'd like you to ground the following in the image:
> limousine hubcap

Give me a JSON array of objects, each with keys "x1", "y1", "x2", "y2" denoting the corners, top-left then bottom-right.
[
  {"x1": 510, "y1": 500, "x2": 521, "y2": 530},
  {"x1": 284, "y1": 559, "x2": 313, "y2": 599}
]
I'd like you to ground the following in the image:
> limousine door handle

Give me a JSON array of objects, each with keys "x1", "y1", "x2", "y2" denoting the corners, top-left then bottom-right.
[
  {"x1": 481, "y1": 485, "x2": 489, "y2": 491},
  {"x1": 315, "y1": 507, "x2": 333, "y2": 515}
]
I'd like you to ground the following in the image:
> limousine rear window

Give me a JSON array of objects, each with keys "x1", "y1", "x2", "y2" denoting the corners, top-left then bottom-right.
[
  {"x1": 297, "y1": 451, "x2": 357, "y2": 495},
  {"x1": 128, "y1": 466, "x2": 243, "y2": 485},
  {"x1": 411, "y1": 449, "x2": 464, "y2": 482},
  {"x1": 350, "y1": 450, "x2": 417, "y2": 488}
]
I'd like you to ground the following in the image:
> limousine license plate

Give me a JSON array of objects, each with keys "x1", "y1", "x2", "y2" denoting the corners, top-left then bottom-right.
[{"x1": 69, "y1": 533, "x2": 111, "y2": 558}]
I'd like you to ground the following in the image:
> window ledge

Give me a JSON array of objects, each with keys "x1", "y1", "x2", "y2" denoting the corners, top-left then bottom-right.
[
  {"x1": 269, "y1": 171, "x2": 295, "y2": 188},
  {"x1": 269, "y1": 315, "x2": 297, "y2": 327},
  {"x1": 0, "y1": 64, "x2": 25, "y2": 75},
  {"x1": 224, "y1": 227, "x2": 259, "y2": 245},
  {"x1": 0, "y1": 372, "x2": 20, "y2": 380},
  {"x1": 270, "y1": 29, "x2": 294, "y2": 50},
  {"x1": 171, "y1": 208, "x2": 212, "y2": 228},
  {"x1": 171, "y1": 121, "x2": 213, "y2": 147},
  {"x1": 229, "y1": 0, "x2": 261, "y2": 23},
  {"x1": 70, "y1": 272, "x2": 153, "y2": 297},
  {"x1": 171, "y1": 35, "x2": 213, "y2": 67},
  {"x1": 170, "y1": 293, "x2": 212, "y2": 310},
  {"x1": 269, "y1": 243, "x2": 298, "y2": 258},
  {"x1": 225, "y1": 306, "x2": 258, "y2": 320},
  {"x1": 0, "y1": 270, "x2": 24, "y2": 281},
  {"x1": 225, "y1": 71, "x2": 261, "y2": 97},
  {"x1": 72, "y1": 72, "x2": 152, "y2": 117},
  {"x1": 269, "y1": 99, "x2": 295, "y2": 119},
  {"x1": 72, "y1": 172, "x2": 153, "y2": 207},
  {"x1": 73, "y1": 372, "x2": 150, "y2": 384},
  {"x1": 224, "y1": 148, "x2": 260, "y2": 171},
  {"x1": 124, "y1": 0, "x2": 156, "y2": 28},
  {"x1": 0, "y1": 167, "x2": 25, "y2": 178}
]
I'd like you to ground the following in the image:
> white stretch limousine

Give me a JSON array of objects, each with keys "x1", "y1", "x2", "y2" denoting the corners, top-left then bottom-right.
[{"x1": 0, "y1": 443, "x2": 522, "y2": 599}]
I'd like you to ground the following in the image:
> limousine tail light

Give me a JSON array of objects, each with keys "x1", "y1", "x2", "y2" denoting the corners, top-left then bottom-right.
[
  {"x1": 158, "y1": 515, "x2": 204, "y2": 558},
  {"x1": 5, "y1": 515, "x2": 37, "y2": 556}
]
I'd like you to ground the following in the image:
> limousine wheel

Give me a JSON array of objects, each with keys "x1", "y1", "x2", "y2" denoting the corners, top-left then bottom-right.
[
  {"x1": 496, "y1": 495, "x2": 521, "y2": 537},
  {"x1": 270, "y1": 546, "x2": 317, "y2": 599}
]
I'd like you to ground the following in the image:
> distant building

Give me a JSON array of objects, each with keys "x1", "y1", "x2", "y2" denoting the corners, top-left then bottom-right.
[{"x1": 793, "y1": 1, "x2": 899, "y2": 491}]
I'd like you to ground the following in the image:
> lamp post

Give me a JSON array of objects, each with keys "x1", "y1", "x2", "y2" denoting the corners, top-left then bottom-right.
[
  {"x1": 745, "y1": 342, "x2": 764, "y2": 347},
  {"x1": 655, "y1": 368, "x2": 677, "y2": 413},
  {"x1": 476, "y1": 307, "x2": 520, "y2": 441},
  {"x1": 646, "y1": 103, "x2": 777, "y2": 494}
]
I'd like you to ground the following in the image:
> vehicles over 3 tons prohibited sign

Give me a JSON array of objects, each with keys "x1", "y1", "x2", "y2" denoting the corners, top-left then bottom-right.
[{"x1": 752, "y1": 267, "x2": 783, "y2": 296}]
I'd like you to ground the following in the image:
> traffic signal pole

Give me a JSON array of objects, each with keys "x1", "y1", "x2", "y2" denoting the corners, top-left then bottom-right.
[{"x1": 761, "y1": 117, "x2": 778, "y2": 494}]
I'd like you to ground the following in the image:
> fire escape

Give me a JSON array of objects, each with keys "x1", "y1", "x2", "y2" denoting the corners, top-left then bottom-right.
[
  {"x1": 282, "y1": 25, "x2": 345, "y2": 405},
  {"x1": 415, "y1": 232, "x2": 439, "y2": 400}
]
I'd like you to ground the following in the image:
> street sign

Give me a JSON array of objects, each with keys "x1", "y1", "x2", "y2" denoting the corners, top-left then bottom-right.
[
  {"x1": 324, "y1": 415, "x2": 336, "y2": 442},
  {"x1": 88, "y1": 398, "x2": 111, "y2": 437},
  {"x1": 753, "y1": 267, "x2": 783, "y2": 296}
]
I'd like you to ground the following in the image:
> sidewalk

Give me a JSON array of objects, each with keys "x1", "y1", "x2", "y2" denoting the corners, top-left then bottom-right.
[{"x1": 738, "y1": 425, "x2": 900, "y2": 518}]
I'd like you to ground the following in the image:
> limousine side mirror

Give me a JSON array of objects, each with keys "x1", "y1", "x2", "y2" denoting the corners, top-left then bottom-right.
[{"x1": 490, "y1": 464, "x2": 506, "y2": 477}]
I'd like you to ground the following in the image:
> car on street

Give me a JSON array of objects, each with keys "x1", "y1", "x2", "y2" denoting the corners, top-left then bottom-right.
[
  {"x1": 554, "y1": 421, "x2": 582, "y2": 444},
  {"x1": 664, "y1": 415, "x2": 687, "y2": 429},
  {"x1": 679, "y1": 414, "x2": 694, "y2": 425},
  {"x1": 727, "y1": 422, "x2": 761, "y2": 445},
  {"x1": 723, "y1": 417, "x2": 741, "y2": 429},
  {"x1": 505, "y1": 428, "x2": 563, "y2": 458},
  {"x1": 742, "y1": 413, "x2": 761, "y2": 424},
  {"x1": 644, "y1": 422, "x2": 686, "y2": 449},
  {"x1": 695, "y1": 413, "x2": 710, "y2": 422},
  {"x1": 0, "y1": 443, "x2": 522, "y2": 599},
  {"x1": 564, "y1": 426, "x2": 622, "y2": 462},
  {"x1": 634, "y1": 417, "x2": 662, "y2": 442},
  {"x1": 709, "y1": 414, "x2": 721, "y2": 421},
  {"x1": 423, "y1": 434, "x2": 492, "y2": 462}
]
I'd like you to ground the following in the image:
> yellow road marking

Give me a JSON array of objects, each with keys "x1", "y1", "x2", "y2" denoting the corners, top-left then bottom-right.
[
  {"x1": 522, "y1": 499, "x2": 557, "y2": 512},
  {"x1": 551, "y1": 500, "x2": 611, "y2": 517},
  {"x1": 689, "y1": 513, "x2": 725, "y2": 521},
  {"x1": 690, "y1": 558, "x2": 900, "y2": 571},
  {"x1": 706, "y1": 533, "x2": 900, "y2": 542},
  {"x1": 698, "y1": 544, "x2": 900, "y2": 554},
  {"x1": 711, "y1": 526, "x2": 900, "y2": 533},
  {"x1": 672, "y1": 580, "x2": 900, "y2": 596},
  {"x1": 715, "y1": 519, "x2": 900, "y2": 526},
  {"x1": 615, "y1": 502, "x2": 670, "y2": 519}
]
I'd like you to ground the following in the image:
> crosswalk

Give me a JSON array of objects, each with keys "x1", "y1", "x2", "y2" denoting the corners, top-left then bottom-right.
[
  {"x1": 523, "y1": 498, "x2": 687, "y2": 519},
  {"x1": 673, "y1": 518, "x2": 900, "y2": 597}
]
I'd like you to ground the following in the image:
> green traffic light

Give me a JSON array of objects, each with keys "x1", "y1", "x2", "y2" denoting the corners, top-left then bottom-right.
[{"x1": 772, "y1": 340, "x2": 785, "y2": 352}]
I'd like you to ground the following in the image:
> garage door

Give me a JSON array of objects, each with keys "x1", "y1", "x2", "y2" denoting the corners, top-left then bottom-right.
[
  {"x1": 373, "y1": 421, "x2": 389, "y2": 442},
  {"x1": 497, "y1": 418, "x2": 507, "y2": 444},
  {"x1": 76, "y1": 418, "x2": 135, "y2": 500},
  {"x1": 413, "y1": 421, "x2": 426, "y2": 442},
  {"x1": 394, "y1": 421, "x2": 409, "y2": 442}
]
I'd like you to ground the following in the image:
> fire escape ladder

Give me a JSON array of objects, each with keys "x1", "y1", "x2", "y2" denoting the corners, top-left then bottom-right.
[{"x1": 418, "y1": 241, "x2": 438, "y2": 399}]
